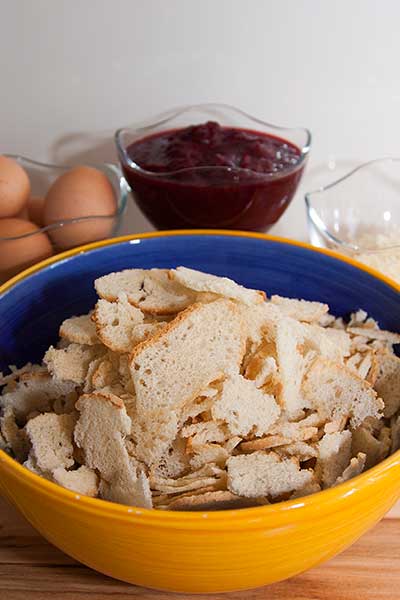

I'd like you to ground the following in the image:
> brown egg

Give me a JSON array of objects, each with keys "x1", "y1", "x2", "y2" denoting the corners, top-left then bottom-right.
[
  {"x1": 16, "y1": 205, "x2": 29, "y2": 220},
  {"x1": 43, "y1": 166, "x2": 116, "y2": 250},
  {"x1": 0, "y1": 218, "x2": 53, "y2": 281},
  {"x1": 27, "y1": 195, "x2": 45, "y2": 226},
  {"x1": 0, "y1": 155, "x2": 31, "y2": 218}
]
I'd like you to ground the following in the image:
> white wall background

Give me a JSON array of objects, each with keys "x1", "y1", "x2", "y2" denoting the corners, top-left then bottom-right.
[{"x1": 1, "y1": 0, "x2": 400, "y2": 237}]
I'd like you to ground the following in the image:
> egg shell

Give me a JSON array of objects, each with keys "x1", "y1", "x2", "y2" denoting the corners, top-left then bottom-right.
[
  {"x1": 0, "y1": 156, "x2": 31, "y2": 218},
  {"x1": 28, "y1": 196, "x2": 45, "y2": 227},
  {"x1": 43, "y1": 166, "x2": 116, "y2": 250},
  {"x1": 0, "y1": 218, "x2": 53, "y2": 281}
]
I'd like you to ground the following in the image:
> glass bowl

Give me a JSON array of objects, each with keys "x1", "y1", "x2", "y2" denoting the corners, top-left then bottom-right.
[
  {"x1": 115, "y1": 103, "x2": 311, "y2": 231},
  {"x1": 0, "y1": 155, "x2": 129, "y2": 281},
  {"x1": 305, "y1": 157, "x2": 400, "y2": 282}
]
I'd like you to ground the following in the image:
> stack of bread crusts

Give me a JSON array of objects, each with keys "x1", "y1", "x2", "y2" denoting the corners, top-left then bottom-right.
[{"x1": 1, "y1": 266, "x2": 400, "y2": 510}]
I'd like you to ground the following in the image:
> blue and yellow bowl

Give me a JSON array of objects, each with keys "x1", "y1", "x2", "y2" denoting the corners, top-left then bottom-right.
[{"x1": 1, "y1": 230, "x2": 400, "y2": 593}]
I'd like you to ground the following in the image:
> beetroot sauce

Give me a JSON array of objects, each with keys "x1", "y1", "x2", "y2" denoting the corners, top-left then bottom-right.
[{"x1": 122, "y1": 121, "x2": 305, "y2": 231}]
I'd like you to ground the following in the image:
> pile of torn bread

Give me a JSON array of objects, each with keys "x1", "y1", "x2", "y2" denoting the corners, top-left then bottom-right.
[{"x1": 1, "y1": 266, "x2": 400, "y2": 511}]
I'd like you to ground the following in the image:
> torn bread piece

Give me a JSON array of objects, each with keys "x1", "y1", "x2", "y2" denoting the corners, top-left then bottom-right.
[
  {"x1": 130, "y1": 409, "x2": 181, "y2": 465},
  {"x1": 246, "y1": 355, "x2": 278, "y2": 391},
  {"x1": 83, "y1": 354, "x2": 133, "y2": 397},
  {"x1": 237, "y1": 302, "x2": 281, "y2": 347},
  {"x1": 44, "y1": 344, "x2": 104, "y2": 385},
  {"x1": 347, "y1": 326, "x2": 400, "y2": 346},
  {"x1": 365, "y1": 353, "x2": 381, "y2": 386},
  {"x1": 153, "y1": 436, "x2": 191, "y2": 479},
  {"x1": 334, "y1": 452, "x2": 366, "y2": 485},
  {"x1": 150, "y1": 474, "x2": 223, "y2": 495},
  {"x1": 0, "y1": 406, "x2": 29, "y2": 461},
  {"x1": 321, "y1": 327, "x2": 352, "y2": 359},
  {"x1": 0, "y1": 371, "x2": 77, "y2": 420},
  {"x1": 270, "y1": 295, "x2": 329, "y2": 323},
  {"x1": 319, "y1": 313, "x2": 336, "y2": 327},
  {"x1": 170, "y1": 266, "x2": 265, "y2": 306},
  {"x1": 180, "y1": 394, "x2": 215, "y2": 424},
  {"x1": 95, "y1": 268, "x2": 197, "y2": 315},
  {"x1": 116, "y1": 353, "x2": 135, "y2": 394},
  {"x1": 83, "y1": 357, "x2": 106, "y2": 393},
  {"x1": 91, "y1": 358, "x2": 117, "y2": 390},
  {"x1": 225, "y1": 436, "x2": 242, "y2": 453},
  {"x1": 74, "y1": 391, "x2": 131, "y2": 481},
  {"x1": 152, "y1": 482, "x2": 253, "y2": 507},
  {"x1": 261, "y1": 411, "x2": 322, "y2": 434},
  {"x1": 348, "y1": 309, "x2": 369, "y2": 327},
  {"x1": 273, "y1": 318, "x2": 345, "y2": 421},
  {"x1": 316, "y1": 430, "x2": 352, "y2": 488},
  {"x1": 239, "y1": 419, "x2": 318, "y2": 453},
  {"x1": 150, "y1": 464, "x2": 225, "y2": 495},
  {"x1": 181, "y1": 421, "x2": 228, "y2": 447},
  {"x1": 93, "y1": 294, "x2": 145, "y2": 353},
  {"x1": 151, "y1": 463, "x2": 223, "y2": 483},
  {"x1": 59, "y1": 314, "x2": 98, "y2": 346},
  {"x1": 152, "y1": 485, "x2": 218, "y2": 507},
  {"x1": 129, "y1": 298, "x2": 245, "y2": 465},
  {"x1": 52, "y1": 390, "x2": 79, "y2": 415},
  {"x1": 345, "y1": 351, "x2": 375, "y2": 381},
  {"x1": 85, "y1": 351, "x2": 134, "y2": 395},
  {"x1": 189, "y1": 443, "x2": 229, "y2": 470},
  {"x1": 302, "y1": 322, "x2": 351, "y2": 362},
  {"x1": 275, "y1": 440, "x2": 318, "y2": 461},
  {"x1": 163, "y1": 490, "x2": 266, "y2": 511},
  {"x1": 227, "y1": 451, "x2": 313, "y2": 498},
  {"x1": 373, "y1": 350, "x2": 400, "y2": 418},
  {"x1": 52, "y1": 465, "x2": 99, "y2": 497},
  {"x1": 324, "y1": 416, "x2": 348, "y2": 434},
  {"x1": 243, "y1": 338, "x2": 279, "y2": 391},
  {"x1": 25, "y1": 413, "x2": 76, "y2": 473},
  {"x1": 89, "y1": 357, "x2": 120, "y2": 388},
  {"x1": 274, "y1": 317, "x2": 309, "y2": 420},
  {"x1": 211, "y1": 373, "x2": 280, "y2": 437},
  {"x1": 351, "y1": 425, "x2": 391, "y2": 469},
  {"x1": 302, "y1": 357, "x2": 383, "y2": 428},
  {"x1": 99, "y1": 460, "x2": 152, "y2": 508},
  {"x1": 0, "y1": 363, "x2": 38, "y2": 388},
  {"x1": 239, "y1": 434, "x2": 294, "y2": 453},
  {"x1": 75, "y1": 391, "x2": 152, "y2": 507},
  {"x1": 349, "y1": 336, "x2": 371, "y2": 355}
]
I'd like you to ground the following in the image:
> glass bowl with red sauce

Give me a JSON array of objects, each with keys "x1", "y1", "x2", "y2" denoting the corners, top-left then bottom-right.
[{"x1": 115, "y1": 104, "x2": 311, "y2": 231}]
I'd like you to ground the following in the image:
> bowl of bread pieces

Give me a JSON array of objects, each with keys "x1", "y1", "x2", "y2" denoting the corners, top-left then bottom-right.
[{"x1": 1, "y1": 230, "x2": 400, "y2": 593}]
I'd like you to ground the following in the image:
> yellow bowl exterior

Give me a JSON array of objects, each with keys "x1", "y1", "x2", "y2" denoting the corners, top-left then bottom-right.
[{"x1": 1, "y1": 230, "x2": 400, "y2": 593}]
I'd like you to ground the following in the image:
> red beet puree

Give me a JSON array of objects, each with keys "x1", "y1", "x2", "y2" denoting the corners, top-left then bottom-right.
[{"x1": 122, "y1": 121, "x2": 305, "y2": 231}]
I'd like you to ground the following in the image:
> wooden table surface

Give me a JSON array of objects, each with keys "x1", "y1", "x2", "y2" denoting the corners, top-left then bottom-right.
[{"x1": 1, "y1": 496, "x2": 399, "y2": 600}]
